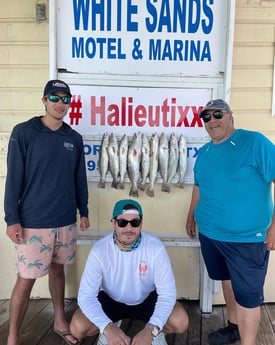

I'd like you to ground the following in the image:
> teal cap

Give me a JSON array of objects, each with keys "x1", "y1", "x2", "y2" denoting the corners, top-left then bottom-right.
[{"x1": 112, "y1": 199, "x2": 143, "y2": 218}]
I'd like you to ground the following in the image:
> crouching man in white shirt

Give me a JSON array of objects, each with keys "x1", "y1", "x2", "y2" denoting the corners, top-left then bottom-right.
[{"x1": 70, "y1": 199, "x2": 189, "y2": 345}]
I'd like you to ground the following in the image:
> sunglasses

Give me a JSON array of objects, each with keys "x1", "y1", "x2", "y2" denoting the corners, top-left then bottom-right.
[
  {"x1": 116, "y1": 218, "x2": 142, "y2": 228},
  {"x1": 202, "y1": 111, "x2": 226, "y2": 123},
  {"x1": 47, "y1": 94, "x2": 71, "y2": 105}
]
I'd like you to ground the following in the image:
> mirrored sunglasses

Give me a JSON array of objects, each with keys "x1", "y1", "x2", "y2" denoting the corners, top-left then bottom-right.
[
  {"x1": 116, "y1": 218, "x2": 142, "y2": 228},
  {"x1": 202, "y1": 111, "x2": 225, "y2": 123},
  {"x1": 48, "y1": 94, "x2": 71, "y2": 104}
]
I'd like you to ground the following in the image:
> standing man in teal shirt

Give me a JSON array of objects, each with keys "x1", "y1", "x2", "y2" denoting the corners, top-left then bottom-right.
[{"x1": 186, "y1": 99, "x2": 275, "y2": 345}]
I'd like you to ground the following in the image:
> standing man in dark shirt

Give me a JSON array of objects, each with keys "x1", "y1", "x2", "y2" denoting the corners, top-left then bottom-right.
[{"x1": 4, "y1": 79, "x2": 90, "y2": 345}]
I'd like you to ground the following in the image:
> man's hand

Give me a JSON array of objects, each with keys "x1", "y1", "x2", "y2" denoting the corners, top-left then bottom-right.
[
  {"x1": 103, "y1": 323, "x2": 131, "y2": 345},
  {"x1": 186, "y1": 215, "x2": 197, "y2": 238},
  {"x1": 6, "y1": 223, "x2": 23, "y2": 244},
  {"x1": 265, "y1": 224, "x2": 275, "y2": 251},
  {"x1": 131, "y1": 326, "x2": 153, "y2": 345},
  {"x1": 80, "y1": 217, "x2": 90, "y2": 231},
  {"x1": 185, "y1": 185, "x2": 199, "y2": 239}
]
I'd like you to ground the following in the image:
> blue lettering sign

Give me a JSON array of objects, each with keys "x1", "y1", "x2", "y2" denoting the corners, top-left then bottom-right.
[
  {"x1": 72, "y1": 37, "x2": 126, "y2": 59},
  {"x1": 73, "y1": 0, "x2": 138, "y2": 32},
  {"x1": 145, "y1": 0, "x2": 213, "y2": 34},
  {"x1": 87, "y1": 159, "x2": 97, "y2": 171},
  {"x1": 149, "y1": 39, "x2": 211, "y2": 61}
]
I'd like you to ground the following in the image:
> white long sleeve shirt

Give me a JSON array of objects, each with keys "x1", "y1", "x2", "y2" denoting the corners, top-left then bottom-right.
[{"x1": 78, "y1": 231, "x2": 177, "y2": 333}]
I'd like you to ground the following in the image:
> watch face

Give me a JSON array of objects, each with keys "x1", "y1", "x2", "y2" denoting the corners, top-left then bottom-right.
[
  {"x1": 152, "y1": 326, "x2": 159, "y2": 336},
  {"x1": 146, "y1": 323, "x2": 160, "y2": 337}
]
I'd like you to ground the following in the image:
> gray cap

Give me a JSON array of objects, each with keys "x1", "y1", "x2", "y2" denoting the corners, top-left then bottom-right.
[{"x1": 199, "y1": 99, "x2": 231, "y2": 118}]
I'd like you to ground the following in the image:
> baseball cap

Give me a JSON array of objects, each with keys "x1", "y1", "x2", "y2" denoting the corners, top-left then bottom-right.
[
  {"x1": 112, "y1": 199, "x2": 143, "y2": 218},
  {"x1": 199, "y1": 99, "x2": 231, "y2": 118},
  {"x1": 43, "y1": 79, "x2": 72, "y2": 97}
]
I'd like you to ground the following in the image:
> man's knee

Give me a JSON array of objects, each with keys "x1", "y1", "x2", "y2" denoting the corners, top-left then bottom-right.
[
  {"x1": 49, "y1": 263, "x2": 64, "y2": 277},
  {"x1": 174, "y1": 309, "x2": 189, "y2": 333},
  {"x1": 70, "y1": 307, "x2": 98, "y2": 340},
  {"x1": 164, "y1": 302, "x2": 189, "y2": 334}
]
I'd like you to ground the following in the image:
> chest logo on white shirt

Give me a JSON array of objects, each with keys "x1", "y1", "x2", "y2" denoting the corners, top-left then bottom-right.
[{"x1": 139, "y1": 262, "x2": 149, "y2": 276}]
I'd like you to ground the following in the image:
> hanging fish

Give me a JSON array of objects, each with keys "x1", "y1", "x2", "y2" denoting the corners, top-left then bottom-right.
[
  {"x1": 118, "y1": 134, "x2": 128, "y2": 189},
  {"x1": 127, "y1": 132, "x2": 141, "y2": 197},
  {"x1": 165, "y1": 133, "x2": 179, "y2": 193},
  {"x1": 138, "y1": 133, "x2": 150, "y2": 191},
  {"x1": 146, "y1": 133, "x2": 159, "y2": 198},
  {"x1": 177, "y1": 135, "x2": 187, "y2": 188},
  {"x1": 107, "y1": 133, "x2": 119, "y2": 189},
  {"x1": 158, "y1": 132, "x2": 169, "y2": 192},
  {"x1": 98, "y1": 133, "x2": 109, "y2": 188}
]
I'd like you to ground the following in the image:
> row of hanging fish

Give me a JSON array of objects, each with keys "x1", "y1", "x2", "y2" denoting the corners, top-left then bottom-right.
[{"x1": 97, "y1": 132, "x2": 187, "y2": 198}]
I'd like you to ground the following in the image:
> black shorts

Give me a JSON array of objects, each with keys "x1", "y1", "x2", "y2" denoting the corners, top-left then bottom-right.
[
  {"x1": 98, "y1": 290, "x2": 157, "y2": 322},
  {"x1": 199, "y1": 233, "x2": 270, "y2": 308}
]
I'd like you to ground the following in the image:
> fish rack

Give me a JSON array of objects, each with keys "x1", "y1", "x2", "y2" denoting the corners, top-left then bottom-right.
[{"x1": 83, "y1": 134, "x2": 209, "y2": 187}]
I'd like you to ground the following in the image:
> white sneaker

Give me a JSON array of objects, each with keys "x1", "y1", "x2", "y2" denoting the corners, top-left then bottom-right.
[{"x1": 152, "y1": 332, "x2": 168, "y2": 345}]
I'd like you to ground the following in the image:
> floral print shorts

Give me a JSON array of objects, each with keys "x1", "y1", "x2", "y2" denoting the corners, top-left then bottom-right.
[{"x1": 16, "y1": 224, "x2": 77, "y2": 279}]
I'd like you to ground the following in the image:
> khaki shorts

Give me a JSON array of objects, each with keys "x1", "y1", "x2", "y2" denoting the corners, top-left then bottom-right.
[{"x1": 16, "y1": 224, "x2": 77, "y2": 279}]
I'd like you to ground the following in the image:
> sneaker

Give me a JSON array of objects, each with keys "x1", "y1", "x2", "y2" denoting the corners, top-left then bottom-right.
[
  {"x1": 152, "y1": 332, "x2": 168, "y2": 345},
  {"x1": 208, "y1": 321, "x2": 240, "y2": 345}
]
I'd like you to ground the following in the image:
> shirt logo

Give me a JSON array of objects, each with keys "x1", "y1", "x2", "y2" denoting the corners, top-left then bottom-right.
[
  {"x1": 139, "y1": 262, "x2": 149, "y2": 276},
  {"x1": 64, "y1": 142, "x2": 74, "y2": 151}
]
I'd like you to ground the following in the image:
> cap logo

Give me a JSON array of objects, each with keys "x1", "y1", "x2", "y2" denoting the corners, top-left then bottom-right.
[
  {"x1": 206, "y1": 100, "x2": 214, "y2": 107},
  {"x1": 53, "y1": 81, "x2": 67, "y2": 88}
]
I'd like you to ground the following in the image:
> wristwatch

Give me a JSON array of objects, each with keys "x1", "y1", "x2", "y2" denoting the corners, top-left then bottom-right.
[{"x1": 146, "y1": 323, "x2": 160, "y2": 337}]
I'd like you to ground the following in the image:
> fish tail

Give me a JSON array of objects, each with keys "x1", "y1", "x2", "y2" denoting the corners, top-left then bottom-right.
[
  {"x1": 111, "y1": 181, "x2": 119, "y2": 189},
  {"x1": 118, "y1": 182, "x2": 125, "y2": 189},
  {"x1": 146, "y1": 187, "x2": 155, "y2": 198},
  {"x1": 138, "y1": 182, "x2": 147, "y2": 191},
  {"x1": 161, "y1": 183, "x2": 171, "y2": 193},
  {"x1": 129, "y1": 186, "x2": 139, "y2": 198},
  {"x1": 98, "y1": 181, "x2": 106, "y2": 189},
  {"x1": 176, "y1": 181, "x2": 185, "y2": 189}
]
